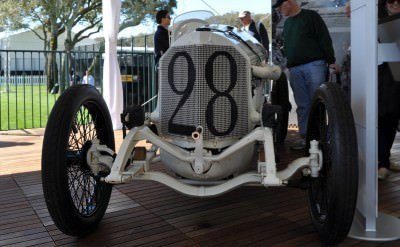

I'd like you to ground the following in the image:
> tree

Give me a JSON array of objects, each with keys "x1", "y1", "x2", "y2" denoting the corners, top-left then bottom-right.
[
  {"x1": 0, "y1": 1, "x2": 60, "y2": 51},
  {"x1": 0, "y1": 0, "x2": 66, "y2": 90},
  {"x1": 58, "y1": 0, "x2": 103, "y2": 92},
  {"x1": 0, "y1": 0, "x2": 177, "y2": 91},
  {"x1": 37, "y1": 0, "x2": 104, "y2": 92},
  {"x1": 86, "y1": 0, "x2": 177, "y2": 81},
  {"x1": 0, "y1": 2, "x2": 27, "y2": 30},
  {"x1": 120, "y1": 0, "x2": 177, "y2": 33},
  {"x1": 0, "y1": 0, "x2": 103, "y2": 91},
  {"x1": 85, "y1": 0, "x2": 177, "y2": 83}
]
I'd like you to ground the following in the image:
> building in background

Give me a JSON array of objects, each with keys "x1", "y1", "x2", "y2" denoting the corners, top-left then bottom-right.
[{"x1": 0, "y1": 28, "x2": 97, "y2": 75}]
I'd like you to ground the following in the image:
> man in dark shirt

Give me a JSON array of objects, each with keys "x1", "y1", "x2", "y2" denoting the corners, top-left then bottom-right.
[
  {"x1": 154, "y1": 10, "x2": 171, "y2": 66},
  {"x1": 239, "y1": 11, "x2": 270, "y2": 57},
  {"x1": 274, "y1": 0, "x2": 337, "y2": 150}
]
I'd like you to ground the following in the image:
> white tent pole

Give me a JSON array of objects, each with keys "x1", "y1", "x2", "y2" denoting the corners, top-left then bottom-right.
[
  {"x1": 349, "y1": 0, "x2": 400, "y2": 240},
  {"x1": 102, "y1": 0, "x2": 123, "y2": 130}
]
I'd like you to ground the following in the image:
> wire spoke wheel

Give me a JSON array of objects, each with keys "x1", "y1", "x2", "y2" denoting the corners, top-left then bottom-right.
[
  {"x1": 306, "y1": 83, "x2": 358, "y2": 245},
  {"x1": 42, "y1": 85, "x2": 115, "y2": 236},
  {"x1": 67, "y1": 106, "x2": 99, "y2": 217},
  {"x1": 67, "y1": 165, "x2": 97, "y2": 216},
  {"x1": 308, "y1": 103, "x2": 331, "y2": 223}
]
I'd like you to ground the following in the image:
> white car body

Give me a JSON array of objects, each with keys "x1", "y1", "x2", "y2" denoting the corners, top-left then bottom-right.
[{"x1": 98, "y1": 11, "x2": 321, "y2": 195}]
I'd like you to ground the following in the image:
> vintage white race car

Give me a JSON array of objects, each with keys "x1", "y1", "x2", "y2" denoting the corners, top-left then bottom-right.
[{"x1": 42, "y1": 11, "x2": 358, "y2": 245}]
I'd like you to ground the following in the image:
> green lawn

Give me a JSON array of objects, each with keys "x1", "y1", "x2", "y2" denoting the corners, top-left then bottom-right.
[{"x1": 0, "y1": 84, "x2": 59, "y2": 130}]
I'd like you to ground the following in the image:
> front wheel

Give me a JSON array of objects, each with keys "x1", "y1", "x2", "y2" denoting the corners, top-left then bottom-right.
[
  {"x1": 306, "y1": 83, "x2": 358, "y2": 245},
  {"x1": 42, "y1": 85, "x2": 115, "y2": 236}
]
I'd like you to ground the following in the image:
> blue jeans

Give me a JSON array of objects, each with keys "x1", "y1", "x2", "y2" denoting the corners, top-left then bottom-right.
[{"x1": 289, "y1": 60, "x2": 327, "y2": 138}]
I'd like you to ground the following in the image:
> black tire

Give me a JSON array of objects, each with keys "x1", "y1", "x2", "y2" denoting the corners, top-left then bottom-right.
[
  {"x1": 42, "y1": 85, "x2": 115, "y2": 236},
  {"x1": 271, "y1": 72, "x2": 291, "y2": 143},
  {"x1": 306, "y1": 83, "x2": 358, "y2": 245}
]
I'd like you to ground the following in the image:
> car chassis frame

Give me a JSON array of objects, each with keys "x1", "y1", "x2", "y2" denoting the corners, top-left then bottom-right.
[{"x1": 87, "y1": 125, "x2": 323, "y2": 197}]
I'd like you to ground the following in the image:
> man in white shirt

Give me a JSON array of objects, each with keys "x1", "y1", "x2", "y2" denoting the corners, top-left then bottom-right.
[
  {"x1": 82, "y1": 70, "x2": 95, "y2": 86},
  {"x1": 238, "y1": 11, "x2": 270, "y2": 56}
]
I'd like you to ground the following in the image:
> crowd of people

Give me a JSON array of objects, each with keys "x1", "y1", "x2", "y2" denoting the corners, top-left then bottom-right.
[{"x1": 153, "y1": 0, "x2": 400, "y2": 180}]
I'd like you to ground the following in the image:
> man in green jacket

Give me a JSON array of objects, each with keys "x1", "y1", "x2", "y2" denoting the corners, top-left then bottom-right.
[{"x1": 274, "y1": 0, "x2": 338, "y2": 150}]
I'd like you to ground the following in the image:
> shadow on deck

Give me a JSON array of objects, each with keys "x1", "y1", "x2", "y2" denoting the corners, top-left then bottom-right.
[{"x1": 0, "y1": 130, "x2": 399, "y2": 246}]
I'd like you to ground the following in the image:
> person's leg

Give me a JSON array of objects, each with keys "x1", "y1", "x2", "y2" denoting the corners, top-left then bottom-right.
[
  {"x1": 389, "y1": 118, "x2": 400, "y2": 170},
  {"x1": 387, "y1": 117, "x2": 398, "y2": 168},
  {"x1": 303, "y1": 60, "x2": 328, "y2": 128},
  {"x1": 378, "y1": 120, "x2": 391, "y2": 169},
  {"x1": 387, "y1": 119, "x2": 398, "y2": 156},
  {"x1": 378, "y1": 116, "x2": 398, "y2": 169},
  {"x1": 289, "y1": 65, "x2": 309, "y2": 138},
  {"x1": 378, "y1": 115, "x2": 398, "y2": 179},
  {"x1": 307, "y1": 60, "x2": 327, "y2": 97}
]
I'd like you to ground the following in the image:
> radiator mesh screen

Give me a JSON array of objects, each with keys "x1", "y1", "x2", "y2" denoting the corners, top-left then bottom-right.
[{"x1": 159, "y1": 45, "x2": 249, "y2": 140}]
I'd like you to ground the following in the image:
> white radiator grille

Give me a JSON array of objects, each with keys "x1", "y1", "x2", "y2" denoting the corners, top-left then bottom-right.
[{"x1": 159, "y1": 45, "x2": 249, "y2": 141}]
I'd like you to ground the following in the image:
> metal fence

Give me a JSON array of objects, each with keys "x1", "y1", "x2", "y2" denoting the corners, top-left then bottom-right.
[{"x1": 0, "y1": 48, "x2": 156, "y2": 131}]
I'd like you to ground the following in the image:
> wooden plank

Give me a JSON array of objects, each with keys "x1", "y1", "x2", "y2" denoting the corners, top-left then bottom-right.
[
  {"x1": 140, "y1": 234, "x2": 193, "y2": 247},
  {"x1": 0, "y1": 226, "x2": 48, "y2": 242},
  {"x1": 116, "y1": 230, "x2": 188, "y2": 247},
  {"x1": 0, "y1": 232, "x2": 52, "y2": 246},
  {"x1": 49, "y1": 211, "x2": 163, "y2": 243},
  {"x1": 0, "y1": 130, "x2": 400, "y2": 246},
  {"x1": 164, "y1": 240, "x2": 200, "y2": 247},
  {"x1": 197, "y1": 215, "x2": 301, "y2": 246},
  {"x1": 0, "y1": 223, "x2": 43, "y2": 236}
]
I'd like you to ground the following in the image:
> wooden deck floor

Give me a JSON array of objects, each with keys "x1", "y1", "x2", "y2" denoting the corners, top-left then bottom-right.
[{"x1": 0, "y1": 129, "x2": 400, "y2": 246}]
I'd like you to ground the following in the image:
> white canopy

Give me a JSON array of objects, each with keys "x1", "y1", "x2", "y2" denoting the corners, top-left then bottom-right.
[{"x1": 102, "y1": 0, "x2": 123, "y2": 130}]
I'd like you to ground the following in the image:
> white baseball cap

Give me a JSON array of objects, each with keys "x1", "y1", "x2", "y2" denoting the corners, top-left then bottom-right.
[{"x1": 238, "y1": 11, "x2": 251, "y2": 18}]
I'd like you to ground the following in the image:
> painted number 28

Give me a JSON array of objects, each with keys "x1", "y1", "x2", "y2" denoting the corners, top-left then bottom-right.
[{"x1": 167, "y1": 51, "x2": 238, "y2": 137}]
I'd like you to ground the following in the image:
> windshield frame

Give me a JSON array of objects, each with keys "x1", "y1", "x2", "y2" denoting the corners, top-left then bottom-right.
[{"x1": 171, "y1": 10, "x2": 217, "y2": 43}]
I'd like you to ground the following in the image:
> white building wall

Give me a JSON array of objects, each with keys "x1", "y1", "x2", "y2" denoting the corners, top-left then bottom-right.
[
  {"x1": 0, "y1": 29, "x2": 97, "y2": 50},
  {"x1": 0, "y1": 29, "x2": 97, "y2": 73}
]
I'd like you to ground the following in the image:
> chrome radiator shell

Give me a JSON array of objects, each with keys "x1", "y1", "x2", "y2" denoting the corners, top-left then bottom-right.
[{"x1": 156, "y1": 28, "x2": 267, "y2": 149}]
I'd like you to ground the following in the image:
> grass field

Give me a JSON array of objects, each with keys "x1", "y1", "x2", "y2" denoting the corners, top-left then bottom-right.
[
  {"x1": 0, "y1": 84, "x2": 59, "y2": 131},
  {"x1": 0, "y1": 80, "x2": 156, "y2": 131}
]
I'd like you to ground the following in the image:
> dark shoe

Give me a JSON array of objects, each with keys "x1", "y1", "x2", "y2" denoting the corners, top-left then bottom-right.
[
  {"x1": 378, "y1": 167, "x2": 390, "y2": 180},
  {"x1": 290, "y1": 139, "x2": 306, "y2": 151}
]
